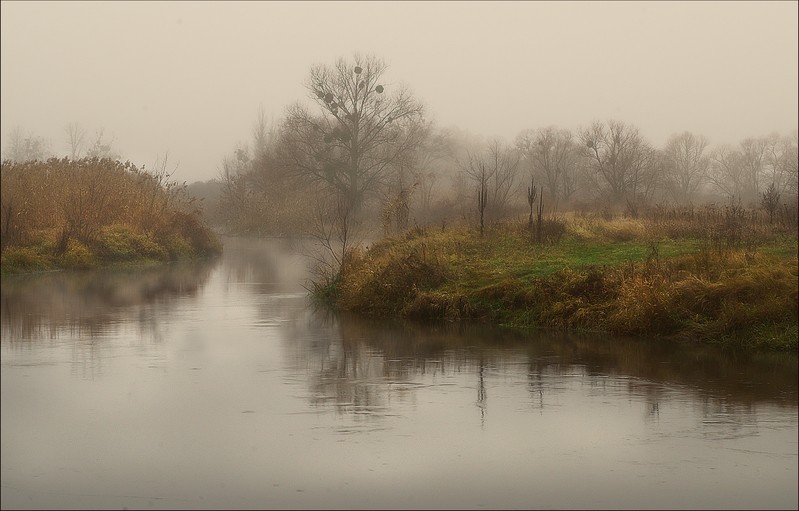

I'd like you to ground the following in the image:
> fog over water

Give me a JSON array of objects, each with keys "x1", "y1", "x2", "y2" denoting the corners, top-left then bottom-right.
[{"x1": 1, "y1": 1, "x2": 797, "y2": 183}]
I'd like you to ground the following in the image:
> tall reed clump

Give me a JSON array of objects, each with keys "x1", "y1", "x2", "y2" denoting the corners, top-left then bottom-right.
[{"x1": 1, "y1": 157, "x2": 221, "y2": 273}]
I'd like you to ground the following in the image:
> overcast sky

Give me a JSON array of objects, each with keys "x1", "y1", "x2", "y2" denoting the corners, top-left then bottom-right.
[{"x1": 1, "y1": 1, "x2": 797, "y2": 183}]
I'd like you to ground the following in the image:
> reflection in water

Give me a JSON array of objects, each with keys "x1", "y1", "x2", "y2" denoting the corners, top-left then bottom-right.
[
  {"x1": 295, "y1": 311, "x2": 798, "y2": 407},
  {"x1": 1, "y1": 260, "x2": 218, "y2": 343},
  {"x1": 283, "y1": 308, "x2": 797, "y2": 442}
]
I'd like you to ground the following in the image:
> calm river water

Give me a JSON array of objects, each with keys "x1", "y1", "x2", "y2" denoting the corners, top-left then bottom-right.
[{"x1": 1, "y1": 237, "x2": 797, "y2": 510}]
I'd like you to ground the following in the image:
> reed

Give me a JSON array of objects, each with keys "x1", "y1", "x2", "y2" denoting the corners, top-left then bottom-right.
[{"x1": 1, "y1": 157, "x2": 221, "y2": 273}]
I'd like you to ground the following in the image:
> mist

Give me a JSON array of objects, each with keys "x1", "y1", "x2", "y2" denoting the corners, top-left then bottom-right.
[{"x1": 1, "y1": 1, "x2": 796, "y2": 184}]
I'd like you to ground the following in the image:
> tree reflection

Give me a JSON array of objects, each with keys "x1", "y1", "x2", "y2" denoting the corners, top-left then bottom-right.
[
  {"x1": 477, "y1": 357, "x2": 487, "y2": 428},
  {"x1": 1, "y1": 259, "x2": 217, "y2": 343},
  {"x1": 286, "y1": 309, "x2": 798, "y2": 430},
  {"x1": 218, "y1": 235, "x2": 310, "y2": 292}
]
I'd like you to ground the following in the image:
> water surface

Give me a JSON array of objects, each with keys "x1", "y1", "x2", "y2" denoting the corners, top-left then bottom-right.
[{"x1": 2, "y1": 237, "x2": 797, "y2": 509}]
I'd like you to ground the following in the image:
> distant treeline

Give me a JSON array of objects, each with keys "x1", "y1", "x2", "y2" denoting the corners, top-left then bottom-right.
[
  {"x1": 4, "y1": 55, "x2": 797, "y2": 241},
  {"x1": 207, "y1": 118, "x2": 798, "y2": 238},
  {"x1": 0, "y1": 157, "x2": 221, "y2": 273},
  {"x1": 204, "y1": 56, "x2": 798, "y2": 237}
]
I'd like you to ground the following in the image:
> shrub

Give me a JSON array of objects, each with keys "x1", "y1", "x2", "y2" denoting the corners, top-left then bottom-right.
[
  {"x1": 595, "y1": 218, "x2": 646, "y2": 242},
  {"x1": 159, "y1": 211, "x2": 222, "y2": 257},
  {"x1": 96, "y1": 224, "x2": 167, "y2": 261},
  {"x1": 337, "y1": 242, "x2": 451, "y2": 315},
  {"x1": 60, "y1": 239, "x2": 95, "y2": 269},
  {"x1": 0, "y1": 247, "x2": 51, "y2": 273},
  {"x1": 539, "y1": 217, "x2": 567, "y2": 243},
  {"x1": 160, "y1": 233, "x2": 194, "y2": 260}
]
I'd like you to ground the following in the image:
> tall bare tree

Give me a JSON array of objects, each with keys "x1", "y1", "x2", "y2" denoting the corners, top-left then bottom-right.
[
  {"x1": 662, "y1": 131, "x2": 710, "y2": 204},
  {"x1": 580, "y1": 120, "x2": 658, "y2": 207},
  {"x1": 279, "y1": 54, "x2": 426, "y2": 214},
  {"x1": 485, "y1": 140, "x2": 521, "y2": 220},
  {"x1": 64, "y1": 122, "x2": 87, "y2": 160},
  {"x1": 400, "y1": 124, "x2": 451, "y2": 221},
  {"x1": 218, "y1": 109, "x2": 312, "y2": 235},
  {"x1": 461, "y1": 150, "x2": 491, "y2": 236},
  {"x1": 738, "y1": 137, "x2": 768, "y2": 204},
  {"x1": 460, "y1": 140, "x2": 520, "y2": 229},
  {"x1": 764, "y1": 132, "x2": 798, "y2": 198},
  {"x1": 709, "y1": 136, "x2": 769, "y2": 205},
  {"x1": 708, "y1": 145, "x2": 745, "y2": 201},
  {"x1": 516, "y1": 126, "x2": 578, "y2": 211}
]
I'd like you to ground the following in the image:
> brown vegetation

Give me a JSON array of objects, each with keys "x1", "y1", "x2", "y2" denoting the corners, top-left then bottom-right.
[
  {"x1": 1, "y1": 157, "x2": 221, "y2": 273},
  {"x1": 321, "y1": 205, "x2": 798, "y2": 351}
]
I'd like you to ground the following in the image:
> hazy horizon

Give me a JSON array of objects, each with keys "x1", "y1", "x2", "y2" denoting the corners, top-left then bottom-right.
[{"x1": 2, "y1": 1, "x2": 797, "y2": 183}]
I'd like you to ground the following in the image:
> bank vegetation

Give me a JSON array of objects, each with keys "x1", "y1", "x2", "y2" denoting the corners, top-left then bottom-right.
[
  {"x1": 320, "y1": 205, "x2": 798, "y2": 351},
  {"x1": 0, "y1": 157, "x2": 221, "y2": 274}
]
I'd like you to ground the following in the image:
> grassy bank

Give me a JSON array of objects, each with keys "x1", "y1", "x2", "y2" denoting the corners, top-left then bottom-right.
[
  {"x1": 1, "y1": 157, "x2": 221, "y2": 274},
  {"x1": 0, "y1": 222, "x2": 221, "y2": 274},
  {"x1": 320, "y1": 213, "x2": 798, "y2": 351}
]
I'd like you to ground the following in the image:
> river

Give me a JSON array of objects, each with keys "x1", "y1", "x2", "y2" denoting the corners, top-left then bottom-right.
[{"x1": 1, "y1": 237, "x2": 797, "y2": 509}]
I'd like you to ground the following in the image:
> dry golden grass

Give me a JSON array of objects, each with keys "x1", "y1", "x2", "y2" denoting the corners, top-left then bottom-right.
[{"x1": 1, "y1": 158, "x2": 221, "y2": 273}]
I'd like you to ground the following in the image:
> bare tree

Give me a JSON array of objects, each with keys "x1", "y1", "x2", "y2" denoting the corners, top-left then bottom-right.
[
  {"x1": 244, "y1": 109, "x2": 291, "y2": 229},
  {"x1": 788, "y1": 131, "x2": 799, "y2": 197},
  {"x1": 709, "y1": 136, "x2": 770, "y2": 205},
  {"x1": 662, "y1": 131, "x2": 710, "y2": 204},
  {"x1": 417, "y1": 169, "x2": 439, "y2": 220},
  {"x1": 218, "y1": 108, "x2": 312, "y2": 235},
  {"x1": 738, "y1": 136, "x2": 768, "y2": 204},
  {"x1": 460, "y1": 141, "x2": 520, "y2": 232},
  {"x1": 516, "y1": 126, "x2": 578, "y2": 211},
  {"x1": 761, "y1": 182, "x2": 781, "y2": 224},
  {"x1": 279, "y1": 54, "x2": 426, "y2": 214},
  {"x1": 405, "y1": 125, "x2": 450, "y2": 221},
  {"x1": 377, "y1": 123, "x2": 437, "y2": 235},
  {"x1": 218, "y1": 142, "x2": 262, "y2": 233},
  {"x1": 764, "y1": 132, "x2": 798, "y2": 198},
  {"x1": 305, "y1": 191, "x2": 361, "y2": 296},
  {"x1": 526, "y1": 176, "x2": 537, "y2": 229},
  {"x1": 461, "y1": 150, "x2": 491, "y2": 236},
  {"x1": 708, "y1": 145, "x2": 745, "y2": 201},
  {"x1": 64, "y1": 122, "x2": 87, "y2": 160},
  {"x1": 407, "y1": 127, "x2": 459, "y2": 226},
  {"x1": 580, "y1": 120, "x2": 658, "y2": 208},
  {"x1": 485, "y1": 140, "x2": 521, "y2": 220},
  {"x1": 85, "y1": 128, "x2": 121, "y2": 160},
  {"x1": 2, "y1": 127, "x2": 50, "y2": 162}
]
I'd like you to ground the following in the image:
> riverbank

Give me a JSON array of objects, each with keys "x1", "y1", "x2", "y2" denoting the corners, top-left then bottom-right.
[
  {"x1": 0, "y1": 222, "x2": 222, "y2": 275},
  {"x1": 1, "y1": 157, "x2": 222, "y2": 275},
  {"x1": 320, "y1": 215, "x2": 798, "y2": 351}
]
